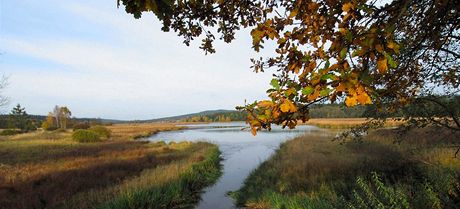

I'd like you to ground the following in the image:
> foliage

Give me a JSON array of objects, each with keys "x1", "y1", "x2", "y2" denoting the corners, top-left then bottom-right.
[
  {"x1": 8, "y1": 104, "x2": 36, "y2": 132},
  {"x1": 41, "y1": 112, "x2": 58, "y2": 130},
  {"x1": 72, "y1": 129, "x2": 101, "y2": 143},
  {"x1": 119, "y1": 0, "x2": 460, "y2": 134},
  {"x1": 180, "y1": 111, "x2": 247, "y2": 122},
  {"x1": 41, "y1": 121, "x2": 52, "y2": 130},
  {"x1": 0, "y1": 129, "x2": 22, "y2": 136},
  {"x1": 309, "y1": 104, "x2": 366, "y2": 118},
  {"x1": 89, "y1": 125, "x2": 112, "y2": 139},
  {"x1": 346, "y1": 172, "x2": 410, "y2": 209},
  {"x1": 401, "y1": 95, "x2": 460, "y2": 131},
  {"x1": 54, "y1": 106, "x2": 72, "y2": 129},
  {"x1": 72, "y1": 122, "x2": 90, "y2": 131}
]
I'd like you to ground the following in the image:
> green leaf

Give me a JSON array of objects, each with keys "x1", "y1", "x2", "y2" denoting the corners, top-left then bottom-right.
[
  {"x1": 301, "y1": 55, "x2": 311, "y2": 62},
  {"x1": 385, "y1": 54, "x2": 397, "y2": 68},
  {"x1": 270, "y1": 79, "x2": 280, "y2": 90},
  {"x1": 301, "y1": 86, "x2": 314, "y2": 95},
  {"x1": 324, "y1": 60, "x2": 330, "y2": 69},
  {"x1": 321, "y1": 73, "x2": 336, "y2": 81},
  {"x1": 352, "y1": 49, "x2": 363, "y2": 57},
  {"x1": 340, "y1": 48, "x2": 348, "y2": 59},
  {"x1": 320, "y1": 88, "x2": 331, "y2": 97},
  {"x1": 345, "y1": 31, "x2": 353, "y2": 42}
]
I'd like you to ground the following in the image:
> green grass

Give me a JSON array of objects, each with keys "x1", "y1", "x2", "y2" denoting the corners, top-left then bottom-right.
[
  {"x1": 232, "y1": 127, "x2": 460, "y2": 209},
  {"x1": 95, "y1": 146, "x2": 221, "y2": 209}
]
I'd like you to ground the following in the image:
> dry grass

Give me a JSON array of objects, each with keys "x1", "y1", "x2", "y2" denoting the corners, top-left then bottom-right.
[
  {"x1": 0, "y1": 123, "x2": 217, "y2": 209},
  {"x1": 107, "y1": 123, "x2": 185, "y2": 140},
  {"x1": 302, "y1": 118, "x2": 403, "y2": 129},
  {"x1": 234, "y1": 127, "x2": 460, "y2": 209}
]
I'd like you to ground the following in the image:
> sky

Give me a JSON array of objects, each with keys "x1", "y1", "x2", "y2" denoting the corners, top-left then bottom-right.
[{"x1": 0, "y1": 0, "x2": 275, "y2": 120}]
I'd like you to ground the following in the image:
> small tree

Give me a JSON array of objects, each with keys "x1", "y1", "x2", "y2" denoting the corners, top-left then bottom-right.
[
  {"x1": 50, "y1": 105, "x2": 72, "y2": 129},
  {"x1": 8, "y1": 104, "x2": 34, "y2": 132},
  {"x1": 58, "y1": 106, "x2": 72, "y2": 129},
  {"x1": 41, "y1": 112, "x2": 57, "y2": 130}
]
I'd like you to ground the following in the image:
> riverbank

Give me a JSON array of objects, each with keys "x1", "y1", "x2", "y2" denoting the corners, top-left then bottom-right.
[
  {"x1": 0, "y1": 123, "x2": 221, "y2": 209},
  {"x1": 232, "y1": 127, "x2": 460, "y2": 208},
  {"x1": 107, "y1": 123, "x2": 186, "y2": 140},
  {"x1": 302, "y1": 118, "x2": 402, "y2": 129}
]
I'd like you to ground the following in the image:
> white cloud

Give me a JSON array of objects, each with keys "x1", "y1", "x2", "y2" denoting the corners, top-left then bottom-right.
[{"x1": 0, "y1": 0, "x2": 274, "y2": 119}]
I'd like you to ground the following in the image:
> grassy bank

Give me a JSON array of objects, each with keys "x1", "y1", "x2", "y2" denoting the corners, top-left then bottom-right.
[
  {"x1": 232, "y1": 127, "x2": 460, "y2": 209},
  {"x1": 0, "y1": 123, "x2": 221, "y2": 209},
  {"x1": 303, "y1": 118, "x2": 402, "y2": 129},
  {"x1": 107, "y1": 123, "x2": 186, "y2": 140}
]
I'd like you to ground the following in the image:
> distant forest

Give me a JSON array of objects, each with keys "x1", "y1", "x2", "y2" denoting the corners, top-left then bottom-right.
[
  {"x1": 181, "y1": 96, "x2": 460, "y2": 122},
  {"x1": 0, "y1": 114, "x2": 116, "y2": 130},
  {"x1": 181, "y1": 104, "x2": 368, "y2": 122}
]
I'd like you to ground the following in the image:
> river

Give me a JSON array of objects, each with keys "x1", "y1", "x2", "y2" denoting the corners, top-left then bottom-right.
[{"x1": 147, "y1": 122, "x2": 331, "y2": 209}]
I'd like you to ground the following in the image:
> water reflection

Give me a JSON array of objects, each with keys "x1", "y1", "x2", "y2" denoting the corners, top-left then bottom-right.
[{"x1": 147, "y1": 122, "x2": 333, "y2": 209}]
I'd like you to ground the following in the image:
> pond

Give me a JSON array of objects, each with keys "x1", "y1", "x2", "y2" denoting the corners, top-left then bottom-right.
[{"x1": 147, "y1": 122, "x2": 333, "y2": 209}]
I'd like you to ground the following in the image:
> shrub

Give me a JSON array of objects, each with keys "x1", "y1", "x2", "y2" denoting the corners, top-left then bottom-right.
[
  {"x1": 45, "y1": 126, "x2": 58, "y2": 131},
  {"x1": 89, "y1": 125, "x2": 111, "y2": 139},
  {"x1": 72, "y1": 122, "x2": 90, "y2": 131},
  {"x1": 72, "y1": 130, "x2": 101, "y2": 143},
  {"x1": 0, "y1": 129, "x2": 22, "y2": 136},
  {"x1": 54, "y1": 128, "x2": 67, "y2": 133}
]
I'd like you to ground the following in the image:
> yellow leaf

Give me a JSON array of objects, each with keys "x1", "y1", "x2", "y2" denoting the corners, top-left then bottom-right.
[
  {"x1": 342, "y1": 2, "x2": 354, "y2": 12},
  {"x1": 289, "y1": 8, "x2": 298, "y2": 18},
  {"x1": 336, "y1": 83, "x2": 346, "y2": 92},
  {"x1": 357, "y1": 92, "x2": 372, "y2": 105},
  {"x1": 272, "y1": 109, "x2": 280, "y2": 118},
  {"x1": 251, "y1": 127, "x2": 257, "y2": 136},
  {"x1": 387, "y1": 41, "x2": 400, "y2": 53},
  {"x1": 257, "y1": 100, "x2": 273, "y2": 108},
  {"x1": 377, "y1": 57, "x2": 388, "y2": 73},
  {"x1": 345, "y1": 95, "x2": 358, "y2": 106},
  {"x1": 280, "y1": 100, "x2": 296, "y2": 113}
]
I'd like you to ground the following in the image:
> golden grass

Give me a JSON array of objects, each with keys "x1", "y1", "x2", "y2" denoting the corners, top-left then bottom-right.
[
  {"x1": 107, "y1": 123, "x2": 185, "y2": 140},
  {"x1": 0, "y1": 123, "x2": 214, "y2": 209},
  {"x1": 56, "y1": 142, "x2": 217, "y2": 209},
  {"x1": 235, "y1": 126, "x2": 460, "y2": 208},
  {"x1": 302, "y1": 118, "x2": 403, "y2": 129}
]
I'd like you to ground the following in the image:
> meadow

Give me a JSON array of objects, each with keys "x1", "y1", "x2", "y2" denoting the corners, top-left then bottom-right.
[
  {"x1": 0, "y1": 123, "x2": 221, "y2": 209},
  {"x1": 232, "y1": 126, "x2": 460, "y2": 209}
]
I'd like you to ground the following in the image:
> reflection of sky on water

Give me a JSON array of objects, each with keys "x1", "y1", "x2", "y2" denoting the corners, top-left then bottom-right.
[{"x1": 146, "y1": 122, "x2": 334, "y2": 209}]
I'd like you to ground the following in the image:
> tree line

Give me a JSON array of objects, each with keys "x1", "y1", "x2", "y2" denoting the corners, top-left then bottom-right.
[{"x1": 0, "y1": 104, "x2": 109, "y2": 135}]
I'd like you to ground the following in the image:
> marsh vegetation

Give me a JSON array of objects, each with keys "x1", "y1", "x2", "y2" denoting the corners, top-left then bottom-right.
[
  {"x1": 232, "y1": 127, "x2": 460, "y2": 209},
  {"x1": 0, "y1": 124, "x2": 220, "y2": 209}
]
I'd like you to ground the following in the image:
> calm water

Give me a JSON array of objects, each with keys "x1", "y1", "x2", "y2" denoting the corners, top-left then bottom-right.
[{"x1": 147, "y1": 122, "x2": 331, "y2": 209}]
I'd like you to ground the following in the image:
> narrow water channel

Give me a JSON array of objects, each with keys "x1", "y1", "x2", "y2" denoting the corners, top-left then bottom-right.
[{"x1": 147, "y1": 122, "x2": 329, "y2": 209}]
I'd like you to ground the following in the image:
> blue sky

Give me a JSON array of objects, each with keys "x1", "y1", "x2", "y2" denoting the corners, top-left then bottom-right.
[{"x1": 0, "y1": 0, "x2": 274, "y2": 120}]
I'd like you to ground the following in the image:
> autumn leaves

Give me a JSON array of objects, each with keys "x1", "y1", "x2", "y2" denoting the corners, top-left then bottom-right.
[{"x1": 243, "y1": 0, "x2": 404, "y2": 134}]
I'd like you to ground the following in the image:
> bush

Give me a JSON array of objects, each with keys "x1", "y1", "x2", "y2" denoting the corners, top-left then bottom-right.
[
  {"x1": 72, "y1": 122, "x2": 90, "y2": 131},
  {"x1": 89, "y1": 125, "x2": 111, "y2": 139},
  {"x1": 0, "y1": 129, "x2": 22, "y2": 136},
  {"x1": 53, "y1": 127, "x2": 66, "y2": 132},
  {"x1": 72, "y1": 130, "x2": 101, "y2": 143}
]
